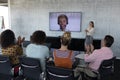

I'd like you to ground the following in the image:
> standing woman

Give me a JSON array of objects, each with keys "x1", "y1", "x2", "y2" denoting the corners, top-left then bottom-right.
[{"x1": 85, "y1": 21, "x2": 95, "y2": 54}]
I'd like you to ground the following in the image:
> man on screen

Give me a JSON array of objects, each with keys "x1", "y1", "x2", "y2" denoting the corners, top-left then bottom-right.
[{"x1": 58, "y1": 14, "x2": 69, "y2": 31}]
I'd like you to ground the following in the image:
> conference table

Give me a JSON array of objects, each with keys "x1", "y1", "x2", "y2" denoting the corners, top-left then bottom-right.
[{"x1": 75, "y1": 52, "x2": 88, "y2": 67}]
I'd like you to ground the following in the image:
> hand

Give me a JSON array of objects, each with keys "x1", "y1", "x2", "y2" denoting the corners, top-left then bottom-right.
[
  {"x1": 90, "y1": 44, "x2": 94, "y2": 53},
  {"x1": 48, "y1": 57, "x2": 53, "y2": 61},
  {"x1": 88, "y1": 52, "x2": 92, "y2": 55},
  {"x1": 17, "y1": 36, "x2": 25, "y2": 45},
  {"x1": 85, "y1": 51, "x2": 91, "y2": 55},
  {"x1": 85, "y1": 29, "x2": 88, "y2": 32}
]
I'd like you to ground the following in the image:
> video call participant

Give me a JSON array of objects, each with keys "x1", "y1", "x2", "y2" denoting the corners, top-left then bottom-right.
[{"x1": 58, "y1": 14, "x2": 69, "y2": 31}]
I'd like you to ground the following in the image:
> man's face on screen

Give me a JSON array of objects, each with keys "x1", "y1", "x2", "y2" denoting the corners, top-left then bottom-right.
[{"x1": 59, "y1": 18, "x2": 67, "y2": 30}]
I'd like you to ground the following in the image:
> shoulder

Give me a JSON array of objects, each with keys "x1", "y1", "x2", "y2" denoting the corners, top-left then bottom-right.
[
  {"x1": 26, "y1": 43, "x2": 36, "y2": 48},
  {"x1": 55, "y1": 49, "x2": 70, "y2": 52},
  {"x1": 92, "y1": 49, "x2": 101, "y2": 55},
  {"x1": 11, "y1": 45, "x2": 22, "y2": 50},
  {"x1": 92, "y1": 49, "x2": 99, "y2": 54},
  {"x1": 37, "y1": 45, "x2": 49, "y2": 54},
  {"x1": 65, "y1": 28, "x2": 70, "y2": 31},
  {"x1": 27, "y1": 43, "x2": 35, "y2": 46},
  {"x1": 40, "y1": 45, "x2": 49, "y2": 50},
  {"x1": 55, "y1": 49, "x2": 72, "y2": 55}
]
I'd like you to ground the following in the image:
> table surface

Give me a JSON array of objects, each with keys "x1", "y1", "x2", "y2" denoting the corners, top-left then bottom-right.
[
  {"x1": 75, "y1": 52, "x2": 88, "y2": 67},
  {"x1": 75, "y1": 52, "x2": 85, "y2": 59}
]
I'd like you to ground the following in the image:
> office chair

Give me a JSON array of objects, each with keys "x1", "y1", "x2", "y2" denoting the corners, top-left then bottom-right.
[
  {"x1": 84, "y1": 57, "x2": 116, "y2": 80},
  {"x1": 22, "y1": 41, "x2": 31, "y2": 47},
  {"x1": 19, "y1": 56, "x2": 43, "y2": 80},
  {"x1": 0, "y1": 55, "x2": 14, "y2": 80},
  {"x1": 98, "y1": 57, "x2": 116, "y2": 80},
  {"x1": 46, "y1": 65, "x2": 75, "y2": 80}
]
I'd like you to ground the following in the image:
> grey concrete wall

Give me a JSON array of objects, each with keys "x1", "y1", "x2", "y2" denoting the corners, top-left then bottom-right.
[{"x1": 9, "y1": 0, "x2": 120, "y2": 57}]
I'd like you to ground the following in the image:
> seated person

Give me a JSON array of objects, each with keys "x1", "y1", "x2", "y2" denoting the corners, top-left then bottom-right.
[
  {"x1": 52, "y1": 31, "x2": 75, "y2": 69},
  {"x1": 0, "y1": 29, "x2": 24, "y2": 66},
  {"x1": 74, "y1": 35, "x2": 114, "y2": 79},
  {"x1": 26, "y1": 30, "x2": 49, "y2": 72}
]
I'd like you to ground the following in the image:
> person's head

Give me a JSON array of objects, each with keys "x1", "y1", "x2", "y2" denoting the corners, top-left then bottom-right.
[
  {"x1": 0, "y1": 29, "x2": 16, "y2": 48},
  {"x1": 58, "y1": 14, "x2": 68, "y2": 31},
  {"x1": 31, "y1": 30, "x2": 46, "y2": 44},
  {"x1": 89, "y1": 21, "x2": 94, "y2": 28},
  {"x1": 61, "y1": 31, "x2": 71, "y2": 46},
  {"x1": 101, "y1": 35, "x2": 114, "y2": 47}
]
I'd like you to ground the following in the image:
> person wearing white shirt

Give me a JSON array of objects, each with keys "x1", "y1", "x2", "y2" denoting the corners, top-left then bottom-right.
[{"x1": 85, "y1": 21, "x2": 95, "y2": 54}]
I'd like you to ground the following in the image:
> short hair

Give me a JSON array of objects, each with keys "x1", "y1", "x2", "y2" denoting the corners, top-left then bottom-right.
[
  {"x1": 31, "y1": 30, "x2": 46, "y2": 44},
  {"x1": 0, "y1": 29, "x2": 15, "y2": 48},
  {"x1": 58, "y1": 14, "x2": 68, "y2": 24},
  {"x1": 104, "y1": 35, "x2": 114, "y2": 47},
  {"x1": 61, "y1": 31, "x2": 71, "y2": 46}
]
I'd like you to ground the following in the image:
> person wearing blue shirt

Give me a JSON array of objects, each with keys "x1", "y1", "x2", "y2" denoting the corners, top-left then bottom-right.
[{"x1": 26, "y1": 30, "x2": 49, "y2": 72}]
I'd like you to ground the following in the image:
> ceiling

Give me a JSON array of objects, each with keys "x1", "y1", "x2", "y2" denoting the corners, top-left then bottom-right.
[{"x1": 0, "y1": 0, "x2": 7, "y2": 3}]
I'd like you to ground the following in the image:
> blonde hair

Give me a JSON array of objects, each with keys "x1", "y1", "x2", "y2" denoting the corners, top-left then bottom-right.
[{"x1": 61, "y1": 31, "x2": 71, "y2": 46}]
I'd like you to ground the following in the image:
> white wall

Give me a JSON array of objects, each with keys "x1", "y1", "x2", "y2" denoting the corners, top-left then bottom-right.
[
  {"x1": 0, "y1": 6, "x2": 9, "y2": 32},
  {"x1": 9, "y1": 0, "x2": 120, "y2": 57}
]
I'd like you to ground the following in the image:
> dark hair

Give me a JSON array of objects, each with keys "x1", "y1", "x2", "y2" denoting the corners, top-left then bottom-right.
[
  {"x1": 104, "y1": 35, "x2": 114, "y2": 47},
  {"x1": 58, "y1": 14, "x2": 68, "y2": 24},
  {"x1": 31, "y1": 30, "x2": 46, "y2": 44},
  {"x1": 90, "y1": 21, "x2": 94, "y2": 28},
  {"x1": 0, "y1": 29, "x2": 15, "y2": 48},
  {"x1": 61, "y1": 32, "x2": 71, "y2": 46}
]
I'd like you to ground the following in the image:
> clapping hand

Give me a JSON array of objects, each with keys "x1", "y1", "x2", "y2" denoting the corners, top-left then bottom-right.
[
  {"x1": 85, "y1": 29, "x2": 88, "y2": 32},
  {"x1": 17, "y1": 36, "x2": 25, "y2": 46}
]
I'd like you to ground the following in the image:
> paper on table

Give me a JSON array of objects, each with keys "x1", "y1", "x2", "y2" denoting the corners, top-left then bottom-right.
[{"x1": 75, "y1": 53, "x2": 85, "y2": 60}]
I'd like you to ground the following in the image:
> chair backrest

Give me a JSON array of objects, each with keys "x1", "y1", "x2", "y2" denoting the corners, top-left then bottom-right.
[
  {"x1": 46, "y1": 65, "x2": 74, "y2": 80},
  {"x1": 19, "y1": 56, "x2": 42, "y2": 80},
  {"x1": 22, "y1": 41, "x2": 31, "y2": 47},
  {"x1": 0, "y1": 55, "x2": 12, "y2": 75},
  {"x1": 98, "y1": 57, "x2": 116, "y2": 77}
]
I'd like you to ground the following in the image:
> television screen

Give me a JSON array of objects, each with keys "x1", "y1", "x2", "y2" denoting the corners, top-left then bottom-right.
[{"x1": 49, "y1": 12, "x2": 82, "y2": 32}]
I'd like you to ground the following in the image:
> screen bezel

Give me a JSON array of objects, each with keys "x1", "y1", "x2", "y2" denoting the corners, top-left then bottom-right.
[{"x1": 49, "y1": 12, "x2": 82, "y2": 32}]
